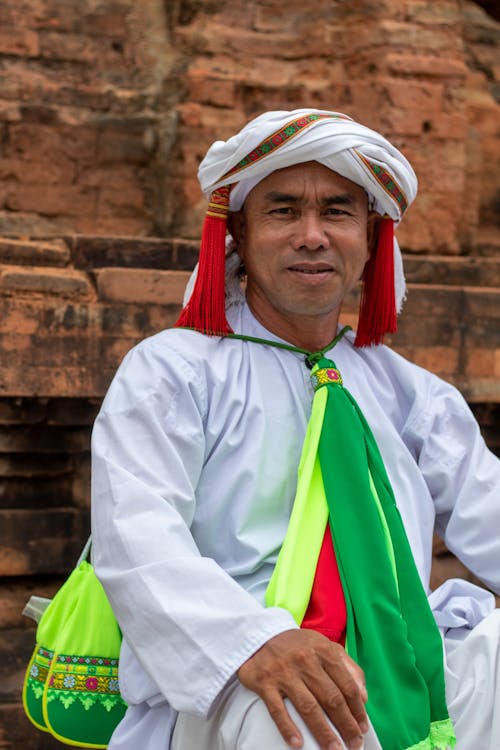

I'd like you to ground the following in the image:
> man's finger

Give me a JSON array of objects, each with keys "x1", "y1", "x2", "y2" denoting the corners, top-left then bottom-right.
[
  {"x1": 261, "y1": 688, "x2": 303, "y2": 749},
  {"x1": 299, "y1": 667, "x2": 366, "y2": 749},
  {"x1": 275, "y1": 684, "x2": 346, "y2": 750},
  {"x1": 322, "y1": 652, "x2": 369, "y2": 735}
]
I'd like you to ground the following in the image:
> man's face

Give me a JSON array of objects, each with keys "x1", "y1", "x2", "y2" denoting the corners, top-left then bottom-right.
[{"x1": 229, "y1": 161, "x2": 373, "y2": 341}]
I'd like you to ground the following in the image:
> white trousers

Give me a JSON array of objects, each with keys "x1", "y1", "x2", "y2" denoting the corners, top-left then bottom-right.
[
  {"x1": 171, "y1": 611, "x2": 500, "y2": 750},
  {"x1": 171, "y1": 680, "x2": 382, "y2": 750}
]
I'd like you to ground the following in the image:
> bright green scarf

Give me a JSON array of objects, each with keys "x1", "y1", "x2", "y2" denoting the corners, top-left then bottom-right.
[{"x1": 225, "y1": 330, "x2": 455, "y2": 750}]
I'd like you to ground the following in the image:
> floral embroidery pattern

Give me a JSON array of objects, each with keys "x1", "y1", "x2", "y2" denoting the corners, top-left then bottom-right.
[
  {"x1": 311, "y1": 367, "x2": 343, "y2": 391},
  {"x1": 222, "y1": 113, "x2": 352, "y2": 181},
  {"x1": 355, "y1": 150, "x2": 408, "y2": 215},
  {"x1": 26, "y1": 647, "x2": 126, "y2": 713}
]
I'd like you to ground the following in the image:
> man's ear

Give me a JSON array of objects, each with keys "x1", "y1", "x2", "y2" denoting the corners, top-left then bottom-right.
[
  {"x1": 366, "y1": 212, "x2": 380, "y2": 258},
  {"x1": 227, "y1": 210, "x2": 246, "y2": 257}
]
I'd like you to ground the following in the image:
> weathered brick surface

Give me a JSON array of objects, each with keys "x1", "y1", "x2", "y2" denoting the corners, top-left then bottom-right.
[
  {"x1": 0, "y1": 0, "x2": 498, "y2": 254},
  {"x1": 166, "y1": 0, "x2": 500, "y2": 258},
  {"x1": 0, "y1": 2, "x2": 498, "y2": 744},
  {"x1": 0, "y1": 0, "x2": 179, "y2": 237},
  {"x1": 0, "y1": 238, "x2": 69, "y2": 267},
  {"x1": 0, "y1": 238, "x2": 497, "y2": 400},
  {"x1": 0, "y1": 266, "x2": 93, "y2": 297},
  {"x1": 95, "y1": 267, "x2": 191, "y2": 304}
]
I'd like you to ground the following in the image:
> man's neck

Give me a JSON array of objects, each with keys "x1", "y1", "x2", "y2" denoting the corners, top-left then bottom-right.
[{"x1": 246, "y1": 301, "x2": 341, "y2": 352}]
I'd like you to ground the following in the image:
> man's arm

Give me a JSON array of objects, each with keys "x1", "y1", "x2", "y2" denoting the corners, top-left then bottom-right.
[
  {"x1": 91, "y1": 342, "x2": 297, "y2": 716},
  {"x1": 404, "y1": 374, "x2": 500, "y2": 595}
]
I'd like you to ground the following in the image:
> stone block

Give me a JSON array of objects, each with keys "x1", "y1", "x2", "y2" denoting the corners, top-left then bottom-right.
[
  {"x1": 0, "y1": 476, "x2": 74, "y2": 510},
  {"x1": 0, "y1": 452, "x2": 74, "y2": 478},
  {"x1": 385, "y1": 52, "x2": 468, "y2": 78},
  {"x1": 403, "y1": 255, "x2": 500, "y2": 287},
  {"x1": 0, "y1": 27, "x2": 39, "y2": 57},
  {"x1": 38, "y1": 30, "x2": 124, "y2": 67},
  {"x1": 0, "y1": 155, "x2": 76, "y2": 185},
  {"x1": 70, "y1": 236, "x2": 199, "y2": 271},
  {"x1": 95, "y1": 268, "x2": 191, "y2": 305},
  {"x1": 0, "y1": 508, "x2": 86, "y2": 576},
  {"x1": 0, "y1": 267, "x2": 93, "y2": 298},
  {"x1": 96, "y1": 121, "x2": 156, "y2": 165},
  {"x1": 187, "y1": 73, "x2": 237, "y2": 109},
  {"x1": 380, "y1": 79, "x2": 444, "y2": 114},
  {"x1": 5, "y1": 184, "x2": 98, "y2": 218},
  {"x1": 0, "y1": 578, "x2": 62, "y2": 629},
  {"x1": 6, "y1": 122, "x2": 98, "y2": 164},
  {"x1": 0, "y1": 98, "x2": 22, "y2": 122},
  {"x1": 0, "y1": 425, "x2": 91, "y2": 454},
  {"x1": 391, "y1": 285, "x2": 463, "y2": 347},
  {"x1": 0, "y1": 238, "x2": 70, "y2": 267}
]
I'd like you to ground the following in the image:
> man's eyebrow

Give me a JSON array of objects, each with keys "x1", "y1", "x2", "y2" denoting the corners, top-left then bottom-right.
[
  {"x1": 264, "y1": 191, "x2": 301, "y2": 203},
  {"x1": 322, "y1": 194, "x2": 357, "y2": 206},
  {"x1": 263, "y1": 191, "x2": 358, "y2": 205}
]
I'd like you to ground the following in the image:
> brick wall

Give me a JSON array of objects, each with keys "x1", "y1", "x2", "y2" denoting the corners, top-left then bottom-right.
[
  {"x1": 0, "y1": 1, "x2": 499, "y2": 253},
  {"x1": 0, "y1": 0, "x2": 499, "y2": 746},
  {"x1": 0, "y1": 0, "x2": 180, "y2": 237}
]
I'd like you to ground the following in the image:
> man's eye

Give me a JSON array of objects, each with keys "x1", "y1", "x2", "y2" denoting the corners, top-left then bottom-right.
[
  {"x1": 271, "y1": 207, "x2": 294, "y2": 215},
  {"x1": 325, "y1": 207, "x2": 348, "y2": 216}
]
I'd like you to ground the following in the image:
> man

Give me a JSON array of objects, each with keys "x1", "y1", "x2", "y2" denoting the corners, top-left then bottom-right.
[{"x1": 91, "y1": 109, "x2": 500, "y2": 750}]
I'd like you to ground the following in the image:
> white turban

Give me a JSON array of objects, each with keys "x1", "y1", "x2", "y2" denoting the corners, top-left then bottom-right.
[
  {"x1": 198, "y1": 109, "x2": 417, "y2": 222},
  {"x1": 189, "y1": 109, "x2": 417, "y2": 313}
]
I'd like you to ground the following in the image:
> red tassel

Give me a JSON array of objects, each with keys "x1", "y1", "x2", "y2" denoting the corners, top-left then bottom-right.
[
  {"x1": 355, "y1": 217, "x2": 397, "y2": 347},
  {"x1": 175, "y1": 187, "x2": 233, "y2": 336}
]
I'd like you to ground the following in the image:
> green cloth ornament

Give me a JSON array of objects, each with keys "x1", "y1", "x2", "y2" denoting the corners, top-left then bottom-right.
[
  {"x1": 23, "y1": 546, "x2": 127, "y2": 748},
  {"x1": 224, "y1": 329, "x2": 456, "y2": 750}
]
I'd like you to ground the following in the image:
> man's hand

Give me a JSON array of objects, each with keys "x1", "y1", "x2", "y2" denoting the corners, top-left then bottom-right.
[{"x1": 237, "y1": 629, "x2": 369, "y2": 750}]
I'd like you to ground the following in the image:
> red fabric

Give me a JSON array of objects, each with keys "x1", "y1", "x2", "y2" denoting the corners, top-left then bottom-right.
[
  {"x1": 301, "y1": 526, "x2": 347, "y2": 645},
  {"x1": 175, "y1": 188, "x2": 232, "y2": 336},
  {"x1": 355, "y1": 217, "x2": 396, "y2": 347}
]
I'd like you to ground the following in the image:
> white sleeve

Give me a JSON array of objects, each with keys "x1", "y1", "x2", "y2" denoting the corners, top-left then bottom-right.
[
  {"x1": 91, "y1": 341, "x2": 296, "y2": 717},
  {"x1": 402, "y1": 374, "x2": 500, "y2": 595}
]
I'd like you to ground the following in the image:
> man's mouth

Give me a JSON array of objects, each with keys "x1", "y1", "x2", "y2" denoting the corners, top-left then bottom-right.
[{"x1": 288, "y1": 265, "x2": 334, "y2": 275}]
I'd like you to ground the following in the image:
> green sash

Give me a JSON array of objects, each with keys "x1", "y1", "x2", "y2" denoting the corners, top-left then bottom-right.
[{"x1": 222, "y1": 329, "x2": 455, "y2": 750}]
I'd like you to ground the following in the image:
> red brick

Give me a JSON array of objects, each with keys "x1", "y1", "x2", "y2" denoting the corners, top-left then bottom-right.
[
  {"x1": 0, "y1": 579, "x2": 61, "y2": 630},
  {"x1": 466, "y1": 349, "x2": 496, "y2": 378},
  {"x1": 0, "y1": 27, "x2": 39, "y2": 57},
  {"x1": 385, "y1": 52, "x2": 468, "y2": 78},
  {"x1": 5, "y1": 184, "x2": 98, "y2": 217},
  {"x1": 95, "y1": 268, "x2": 191, "y2": 305},
  {"x1": 405, "y1": 1, "x2": 462, "y2": 25},
  {"x1": 252, "y1": 5, "x2": 299, "y2": 32},
  {"x1": 38, "y1": 30, "x2": 124, "y2": 67},
  {"x1": 97, "y1": 184, "x2": 148, "y2": 220},
  {"x1": 0, "y1": 156, "x2": 76, "y2": 185},
  {"x1": 0, "y1": 98, "x2": 21, "y2": 122},
  {"x1": 0, "y1": 238, "x2": 70, "y2": 267},
  {"x1": 187, "y1": 73, "x2": 237, "y2": 109},
  {"x1": 407, "y1": 346, "x2": 460, "y2": 377},
  {"x1": 0, "y1": 267, "x2": 93, "y2": 298},
  {"x1": 96, "y1": 123, "x2": 156, "y2": 165},
  {"x1": 0, "y1": 508, "x2": 84, "y2": 575}
]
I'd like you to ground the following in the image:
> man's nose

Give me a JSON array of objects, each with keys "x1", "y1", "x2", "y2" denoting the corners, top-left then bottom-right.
[{"x1": 291, "y1": 213, "x2": 329, "y2": 251}]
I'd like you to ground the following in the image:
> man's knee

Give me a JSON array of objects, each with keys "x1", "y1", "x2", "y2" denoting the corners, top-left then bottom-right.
[{"x1": 172, "y1": 682, "x2": 347, "y2": 750}]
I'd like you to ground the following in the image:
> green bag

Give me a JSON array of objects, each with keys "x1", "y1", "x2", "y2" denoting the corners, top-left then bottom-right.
[{"x1": 22, "y1": 539, "x2": 127, "y2": 748}]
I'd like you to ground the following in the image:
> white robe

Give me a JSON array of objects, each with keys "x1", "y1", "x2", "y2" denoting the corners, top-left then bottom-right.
[{"x1": 91, "y1": 302, "x2": 500, "y2": 749}]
